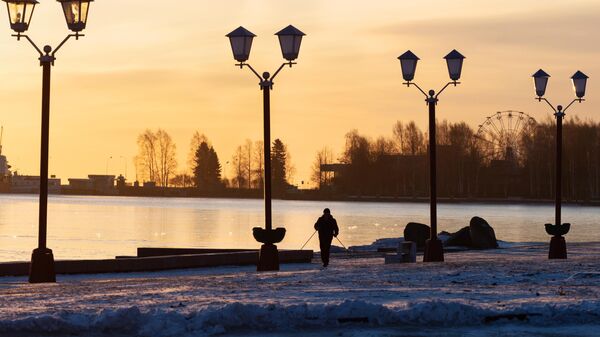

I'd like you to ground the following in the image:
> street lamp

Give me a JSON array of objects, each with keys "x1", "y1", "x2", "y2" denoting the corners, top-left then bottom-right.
[
  {"x1": 532, "y1": 68, "x2": 588, "y2": 259},
  {"x1": 398, "y1": 49, "x2": 465, "y2": 262},
  {"x1": 227, "y1": 25, "x2": 305, "y2": 271},
  {"x1": 3, "y1": 0, "x2": 36, "y2": 33},
  {"x1": 57, "y1": 0, "x2": 91, "y2": 33},
  {"x1": 3, "y1": 0, "x2": 94, "y2": 283}
]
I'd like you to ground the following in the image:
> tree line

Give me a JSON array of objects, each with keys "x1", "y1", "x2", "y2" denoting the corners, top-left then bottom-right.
[
  {"x1": 134, "y1": 117, "x2": 600, "y2": 202},
  {"x1": 134, "y1": 130, "x2": 294, "y2": 194},
  {"x1": 313, "y1": 118, "x2": 600, "y2": 201}
]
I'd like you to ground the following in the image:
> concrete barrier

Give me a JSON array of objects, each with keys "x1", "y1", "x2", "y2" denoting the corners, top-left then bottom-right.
[
  {"x1": 0, "y1": 249, "x2": 313, "y2": 277},
  {"x1": 136, "y1": 248, "x2": 257, "y2": 257}
]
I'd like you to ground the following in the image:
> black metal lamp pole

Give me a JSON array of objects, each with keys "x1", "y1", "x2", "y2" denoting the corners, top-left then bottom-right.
[
  {"x1": 262, "y1": 73, "x2": 273, "y2": 232},
  {"x1": 555, "y1": 106, "x2": 563, "y2": 234},
  {"x1": 398, "y1": 50, "x2": 465, "y2": 262},
  {"x1": 426, "y1": 90, "x2": 439, "y2": 261},
  {"x1": 227, "y1": 25, "x2": 305, "y2": 271},
  {"x1": 3, "y1": 0, "x2": 94, "y2": 283},
  {"x1": 532, "y1": 69, "x2": 588, "y2": 259},
  {"x1": 32, "y1": 46, "x2": 56, "y2": 283}
]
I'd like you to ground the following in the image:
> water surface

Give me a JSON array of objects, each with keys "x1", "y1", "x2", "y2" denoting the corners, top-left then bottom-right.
[{"x1": 0, "y1": 194, "x2": 598, "y2": 261}]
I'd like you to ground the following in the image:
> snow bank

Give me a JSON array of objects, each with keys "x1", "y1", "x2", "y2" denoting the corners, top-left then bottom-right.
[
  {"x1": 349, "y1": 237, "x2": 404, "y2": 251},
  {"x1": 349, "y1": 236, "x2": 537, "y2": 252},
  {"x1": 2, "y1": 299, "x2": 600, "y2": 336}
]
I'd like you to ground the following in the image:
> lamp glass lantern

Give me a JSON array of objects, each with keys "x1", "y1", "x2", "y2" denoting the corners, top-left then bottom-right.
[
  {"x1": 275, "y1": 25, "x2": 305, "y2": 61},
  {"x1": 57, "y1": 0, "x2": 92, "y2": 33},
  {"x1": 444, "y1": 49, "x2": 465, "y2": 81},
  {"x1": 398, "y1": 50, "x2": 419, "y2": 82},
  {"x1": 571, "y1": 71, "x2": 588, "y2": 99},
  {"x1": 226, "y1": 26, "x2": 256, "y2": 63},
  {"x1": 532, "y1": 69, "x2": 550, "y2": 97},
  {"x1": 3, "y1": 0, "x2": 37, "y2": 33}
]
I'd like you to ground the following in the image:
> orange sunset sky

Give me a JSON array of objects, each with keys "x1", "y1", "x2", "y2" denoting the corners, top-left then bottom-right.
[{"x1": 0, "y1": 0, "x2": 598, "y2": 186}]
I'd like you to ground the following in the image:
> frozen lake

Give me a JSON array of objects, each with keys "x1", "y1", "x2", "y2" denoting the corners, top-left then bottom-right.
[{"x1": 0, "y1": 194, "x2": 598, "y2": 261}]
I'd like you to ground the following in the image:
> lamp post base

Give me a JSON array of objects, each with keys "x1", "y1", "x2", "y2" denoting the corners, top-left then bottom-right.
[
  {"x1": 549, "y1": 236, "x2": 567, "y2": 259},
  {"x1": 257, "y1": 243, "x2": 280, "y2": 271},
  {"x1": 423, "y1": 238, "x2": 444, "y2": 262},
  {"x1": 29, "y1": 247, "x2": 56, "y2": 283}
]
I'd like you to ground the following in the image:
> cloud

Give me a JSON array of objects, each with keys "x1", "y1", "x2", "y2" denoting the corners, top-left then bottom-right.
[{"x1": 372, "y1": 4, "x2": 600, "y2": 54}]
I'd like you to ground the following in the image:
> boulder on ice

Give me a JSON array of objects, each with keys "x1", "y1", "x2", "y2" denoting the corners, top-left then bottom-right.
[
  {"x1": 444, "y1": 226, "x2": 472, "y2": 247},
  {"x1": 444, "y1": 217, "x2": 498, "y2": 249},
  {"x1": 469, "y1": 216, "x2": 498, "y2": 249},
  {"x1": 403, "y1": 222, "x2": 430, "y2": 250}
]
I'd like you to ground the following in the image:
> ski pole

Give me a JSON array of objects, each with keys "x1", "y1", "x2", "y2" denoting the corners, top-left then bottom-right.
[
  {"x1": 335, "y1": 236, "x2": 348, "y2": 250},
  {"x1": 300, "y1": 230, "x2": 317, "y2": 250}
]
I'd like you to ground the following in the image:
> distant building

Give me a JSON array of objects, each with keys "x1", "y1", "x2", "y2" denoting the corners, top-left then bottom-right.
[
  {"x1": 0, "y1": 155, "x2": 9, "y2": 177},
  {"x1": 320, "y1": 154, "x2": 429, "y2": 197},
  {"x1": 0, "y1": 155, "x2": 10, "y2": 192},
  {"x1": 11, "y1": 173, "x2": 61, "y2": 194},
  {"x1": 66, "y1": 175, "x2": 116, "y2": 194},
  {"x1": 143, "y1": 181, "x2": 156, "y2": 188}
]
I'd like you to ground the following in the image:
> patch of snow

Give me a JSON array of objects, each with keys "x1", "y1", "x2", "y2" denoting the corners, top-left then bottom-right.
[
  {"x1": 1, "y1": 300, "x2": 600, "y2": 336},
  {"x1": 2, "y1": 242, "x2": 600, "y2": 336},
  {"x1": 349, "y1": 237, "x2": 404, "y2": 251}
]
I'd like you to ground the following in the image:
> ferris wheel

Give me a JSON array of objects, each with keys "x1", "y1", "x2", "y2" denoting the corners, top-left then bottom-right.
[{"x1": 475, "y1": 110, "x2": 537, "y2": 163}]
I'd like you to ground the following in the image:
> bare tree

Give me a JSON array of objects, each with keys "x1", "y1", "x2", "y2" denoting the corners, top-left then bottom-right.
[
  {"x1": 394, "y1": 121, "x2": 425, "y2": 155},
  {"x1": 243, "y1": 139, "x2": 253, "y2": 189},
  {"x1": 404, "y1": 121, "x2": 425, "y2": 155},
  {"x1": 371, "y1": 136, "x2": 395, "y2": 159},
  {"x1": 393, "y1": 121, "x2": 404, "y2": 153},
  {"x1": 286, "y1": 151, "x2": 296, "y2": 186},
  {"x1": 231, "y1": 145, "x2": 246, "y2": 189},
  {"x1": 436, "y1": 120, "x2": 451, "y2": 146},
  {"x1": 135, "y1": 129, "x2": 158, "y2": 184},
  {"x1": 311, "y1": 147, "x2": 334, "y2": 189},
  {"x1": 135, "y1": 129, "x2": 177, "y2": 187},
  {"x1": 253, "y1": 140, "x2": 264, "y2": 189},
  {"x1": 156, "y1": 129, "x2": 178, "y2": 187},
  {"x1": 340, "y1": 130, "x2": 372, "y2": 194}
]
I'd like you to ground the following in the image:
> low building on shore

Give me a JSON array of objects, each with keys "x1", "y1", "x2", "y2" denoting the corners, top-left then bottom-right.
[
  {"x1": 66, "y1": 175, "x2": 116, "y2": 194},
  {"x1": 10, "y1": 173, "x2": 61, "y2": 194}
]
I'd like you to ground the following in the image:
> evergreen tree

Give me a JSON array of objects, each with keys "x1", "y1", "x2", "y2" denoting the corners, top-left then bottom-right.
[
  {"x1": 193, "y1": 141, "x2": 222, "y2": 190},
  {"x1": 271, "y1": 139, "x2": 288, "y2": 194},
  {"x1": 207, "y1": 146, "x2": 222, "y2": 187}
]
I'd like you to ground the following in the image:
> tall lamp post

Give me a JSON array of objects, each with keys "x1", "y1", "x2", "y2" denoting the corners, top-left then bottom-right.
[
  {"x1": 398, "y1": 49, "x2": 465, "y2": 262},
  {"x1": 226, "y1": 25, "x2": 305, "y2": 271},
  {"x1": 532, "y1": 69, "x2": 588, "y2": 259},
  {"x1": 3, "y1": 0, "x2": 94, "y2": 283}
]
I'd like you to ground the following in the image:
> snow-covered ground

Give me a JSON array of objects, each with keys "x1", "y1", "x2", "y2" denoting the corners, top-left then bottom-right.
[{"x1": 1, "y1": 242, "x2": 600, "y2": 336}]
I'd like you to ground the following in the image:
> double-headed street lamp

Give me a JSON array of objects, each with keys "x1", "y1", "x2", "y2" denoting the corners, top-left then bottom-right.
[
  {"x1": 398, "y1": 49, "x2": 465, "y2": 262},
  {"x1": 3, "y1": 0, "x2": 94, "y2": 283},
  {"x1": 532, "y1": 69, "x2": 589, "y2": 259},
  {"x1": 227, "y1": 25, "x2": 305, "y2": 271}
]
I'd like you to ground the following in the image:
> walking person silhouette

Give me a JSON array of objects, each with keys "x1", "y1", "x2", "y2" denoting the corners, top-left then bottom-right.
[{"x1": 314, "y1": 208, "x2": 339, "y2": 267}]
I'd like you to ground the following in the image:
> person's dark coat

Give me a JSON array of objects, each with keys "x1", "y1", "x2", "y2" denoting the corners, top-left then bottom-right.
[
  {"x1": 314, "y1": 213, "x2": 339, "y2": 267},
  {"x1": 314, "y1": 214, "x2": 339, "y2": 238}
]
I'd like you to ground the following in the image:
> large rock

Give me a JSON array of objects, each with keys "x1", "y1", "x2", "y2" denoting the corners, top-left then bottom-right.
[
  {"x1": 404, "y1": 222, "x2": 430, "y2": 250},
  {"x1": 469, "y1": 216, "x2": 498, "y2": 249},
  {"x1": 444, "y1": 226, "x2": 472, "y2": 247}
]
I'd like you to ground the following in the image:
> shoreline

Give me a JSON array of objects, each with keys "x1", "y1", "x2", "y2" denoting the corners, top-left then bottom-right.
[{"x1": 1, "y1": 191, "x2": 599, "y2": 206}]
